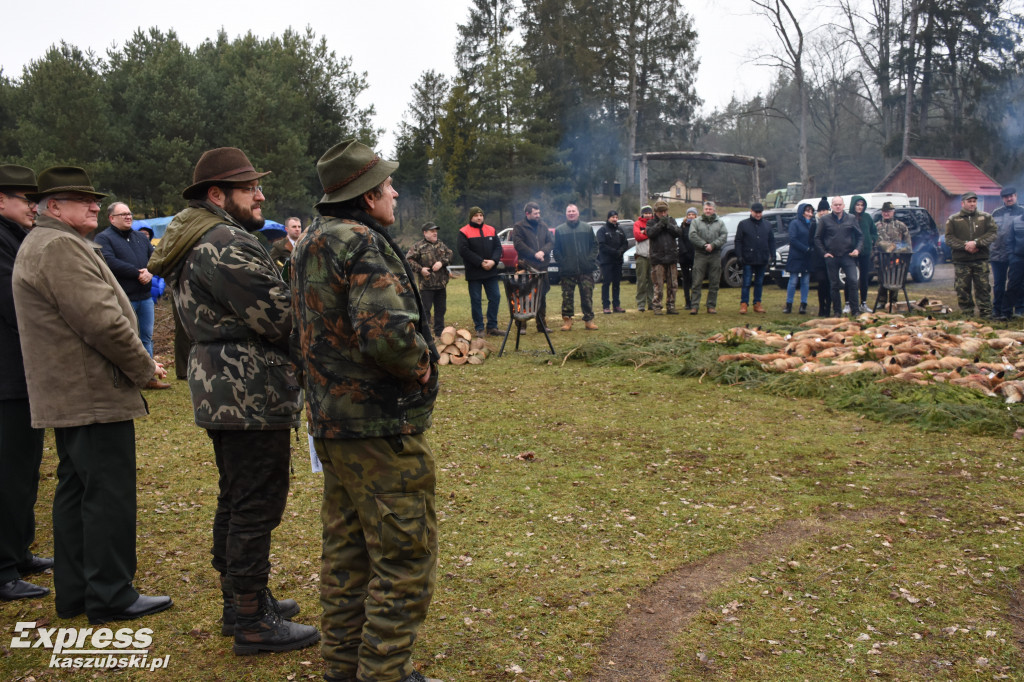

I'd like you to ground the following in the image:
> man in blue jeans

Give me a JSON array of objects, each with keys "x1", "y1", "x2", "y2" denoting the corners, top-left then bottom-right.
[
  {"x1": 95, "y1": 202, "x2": 169, "y2": 389},
  {"x1": 734, "y1": 202, "x2": 775, "y2": 314},
  {"x1": 457, "y1": 207, "x2": 503, "y2": 337}
]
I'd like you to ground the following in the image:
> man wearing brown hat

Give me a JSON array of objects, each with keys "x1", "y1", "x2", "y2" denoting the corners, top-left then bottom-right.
[
  {"x1": 291, "y1": 139, "x2": 440, "y2": 682},
  {"x1": 647, "y1": 200, "x2": 681, "y2": 314},
  {"x1": 0, "y1": 165, "x2": 52, "y2": 602},
  {"x1": 148, "y1": 148, "x2": 316, "y2": 654},
  {"x1": 944, "y1": 191, "x2": 998, "y2": 317},
  {"x1": 12, "y1": 166, "x2": 171, "y2": 623}
]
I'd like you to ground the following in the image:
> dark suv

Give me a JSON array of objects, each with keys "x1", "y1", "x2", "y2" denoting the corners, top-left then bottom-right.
[{"x1": 769, "y1": 206, "x2": 940, "y2": 286}]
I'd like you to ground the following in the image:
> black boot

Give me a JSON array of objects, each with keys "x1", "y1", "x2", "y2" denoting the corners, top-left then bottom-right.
[
  {"x1": 798, "y1": 303, "x2": 807, "y2": 315},
  {"x1": 783, "y1": 303, "x2": 792, "y2": 314},
  {"x1": 221, "y1": 575, "x2": 299, "y2": 636},
  {"x1": 233, "y1": 589, "x2": 319, "y2": 655}
]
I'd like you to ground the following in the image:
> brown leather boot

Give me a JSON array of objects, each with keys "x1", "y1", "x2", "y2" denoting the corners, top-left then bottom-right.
[
  {"x1": 221, "y1": 575, "x2": 299, "y2": 636},
  {"x1": 560, "y1": 316, "x2": 573, "y2": 331},
  {"x1": 584, "y1": 320, "x2": 598, "y2": 330},
  {"x1": 739, "y1": 302, "x2": 748, "y2": 314},
  {"x1": 233, "y1": 589, "x2": 319, "y2": 655},
  {"x1": 753, "y1": 302, "x2": 765, "y2": 313}
]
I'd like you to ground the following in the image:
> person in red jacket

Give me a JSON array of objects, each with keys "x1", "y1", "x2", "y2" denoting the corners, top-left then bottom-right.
[
  {"x1": 633, "y1": 205, "x2": 654, "y2": 311},
  {"x1": 457, "y1": 207, "x2": 503, "y2": 337}
]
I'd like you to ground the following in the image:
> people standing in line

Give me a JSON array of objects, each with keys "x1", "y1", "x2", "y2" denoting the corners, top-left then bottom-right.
[
  {"x1": 290, "y1": 140, "x2": 440, "y2": 682},
  {"x1": 815, "y1": 196, "x2": 862, "y2": 317},
  {"x1": 94, "y1": 202, "x2": 170, "y2": 389},
  {"x1": 735, "y1": 202, "x2": 775, "y2": 314},
  {"x1": 553, "y1": 204, "x2": 598, "y2": 330},
  {"x1": 511, "y1": 201, "x2": 553, "y2": 332},
  {"x1": 0, "y1": 164, "x2": 52, "y2": 603},
  {"x1": 678, "y1": 207, "x2": 697, "y2": 311},
  {"x1": 688, "y1": 201, "x2": 727, "y2": 314},
  {"x1": 406, "y1": 222, "x2": 453, "y2": 338},
  {"x1": 944, "y1": 191, "x2": 998, "y2": 318},
  {"x1": 850, "y1": 195, "x2": 878, "y2": 313},
  {"x1": 993, "y1": 187, "x2": 1023, "y2": 320},
  {"x1": 784, "y1": 202, "x2": 814, "y2": 314},
  {"x1": 149, "y1": 147, "x2": 315, "y2": 654},
  {"x1": 13, "y1": 166, "x2": 170, "y2": 623},
  {"x1": 646, "y1": 201, "x2": 681, "y2": 315},
  {"x1": 597, "y1": 210, "x2": 628, "y2": 314},
  {"x1": 873, "y1": 201, "x2": 913, "y2": 309},
  {"x1": 457, "y1": 207, "x2": 503, "y2": 338},
  {"x1": 632, "y1": 205, "x2": 654, "y2": 312},
  {"x1": 810, "y1": 197, "x2": 832, "y2": 316}
]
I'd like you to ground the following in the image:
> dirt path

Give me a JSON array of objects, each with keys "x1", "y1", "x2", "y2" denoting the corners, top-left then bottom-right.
[{"x1": 588, "y1": 511, "x2": 884, "y2": 681}]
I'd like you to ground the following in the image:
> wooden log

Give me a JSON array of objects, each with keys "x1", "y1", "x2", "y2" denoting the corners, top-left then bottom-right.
[
  {"x1": 467, "y1": 355, "x2": 484, "y2": 365},
  {"x1": 438, "y1": 353, "x2": 450, "y2": 365},
  {"x1": 455, "y1": 338, "x2": 471, "y2": 355},
  {"x1": 456, "y1": 328, "x2": 473, "y2": 341},
  {"x1": 449, "y1": 354, "x2": 468, "y2": 365},
  {"x1": 440, "y1": 326, "x2": 456, "y2": 346}
]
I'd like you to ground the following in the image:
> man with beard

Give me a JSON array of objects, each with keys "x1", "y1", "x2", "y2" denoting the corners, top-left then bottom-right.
[
  {"x1": 457, "y1": 207, "x2": 503, "y2": 337},
  {"x1": 596, "y1": 210, "x2": 628, "y2": 314},
  {"x1": 148, "y1": 148, "x2": 317, "y2": 655},
  {"x1": 511, "y1": 201, "x2": 554, "y2": 331},
  {"x1": 290, "y1": 139, "x2": 440, "y2": 682}
]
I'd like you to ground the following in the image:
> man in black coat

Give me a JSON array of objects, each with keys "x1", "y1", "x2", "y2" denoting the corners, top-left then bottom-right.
[
  {"x1": 814, "y1": 196, "x2": 863, "y2": 316},
  {"x1": 0, "y1": 164, "x2": 52, "y2": 602},
  {"x1": 734, "y1": 202, "x2": 775, "y2": 314},
  {"x1": 596, "y1": 210, "x2": 628, "y2": 313}
]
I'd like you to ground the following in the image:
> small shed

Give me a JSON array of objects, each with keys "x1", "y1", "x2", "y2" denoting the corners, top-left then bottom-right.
[{"x1": 874, "y1": 157, "x2": 1003, "y2": 226}]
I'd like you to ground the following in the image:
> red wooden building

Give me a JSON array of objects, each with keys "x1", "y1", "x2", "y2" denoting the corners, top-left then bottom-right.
[{"x1": 874, "y1": 157, "x2": 1003, "y2": 226}]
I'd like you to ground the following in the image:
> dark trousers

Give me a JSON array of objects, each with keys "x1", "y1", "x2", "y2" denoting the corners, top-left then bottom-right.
[
  {"x1": 53, "y1": 420, "x2": 139, "y2": 619},
  {"x1": 679, "y1": 262, "x2": 693, "y2": 307},
  {"x1": 1005, "y1": 257, "x2": 1024, "y2": 317},
  {"x1": 419, "y1": 288, "x2": 448, "y2": 336},
  {"x1": 816, "y1": 273, "x2": 832, "y2": 316},
  {"x1": 468, "y1": 277, "x2": 501, "y2": 332},
  {"x1": 857, "y1": 250, "x2": 872, "y2": 306},
  {"x1": 992, "y1": 260, "x2": 1010, "y2": 317},
  {"x1": 826, "y1": 255, "x2": 859, "y2": 314},
  {"x1": 599, "y1": 264, "x2": 622, "y2": 308},
  {"x1": 0, "y1": 399, "x2": 45, "y2": 583},
  {"x1": 208, "y1": 430, "x2": 291, "y2": 593}
]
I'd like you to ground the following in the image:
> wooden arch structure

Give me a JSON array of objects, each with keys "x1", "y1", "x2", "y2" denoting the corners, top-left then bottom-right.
[{"x1": 632, "y1": 151, "x2": 768, "y2": 205}]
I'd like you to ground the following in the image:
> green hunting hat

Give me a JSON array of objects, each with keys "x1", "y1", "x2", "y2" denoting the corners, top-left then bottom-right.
[
  {"x1": 961, "y1": 191, "x2": 977, "y2": 201},
  {"x1": 315, "y1": 139, "x2": 398, "y2": 207},
  {"x1": 182, "y1": 147, "x2": 270, "y2": 200},
  {"x1": 881, "y1": 201, "x2": 895, "y2": 211},
  {"x1": 0, "y1": 164, "x2": 37, "y2": 192},
  {"x1": 28, "y1": 166, "x2": 107, "y2": 202}
]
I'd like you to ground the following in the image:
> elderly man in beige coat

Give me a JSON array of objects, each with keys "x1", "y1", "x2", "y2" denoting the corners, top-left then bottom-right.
[{"x1": 12, "y1": 167, "x2": 171, "y2": 624}]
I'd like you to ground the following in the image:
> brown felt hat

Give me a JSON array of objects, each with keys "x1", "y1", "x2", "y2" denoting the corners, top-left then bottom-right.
[
  {"x1": 0, "y1": 164, "x2": 37, "y2": 192},
  {"x1": 182, "y1": 147, "x2": 270, "y2": 200},
  {"x1": 315, "y1": 139, "x2": 398, "y2": 207},
  {"x1": 27, "y1": 166, "x2": 107, "y2": 202}
]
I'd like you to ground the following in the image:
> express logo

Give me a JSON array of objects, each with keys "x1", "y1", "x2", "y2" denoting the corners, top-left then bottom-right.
[{"x1": 10, "y1": 622, "x2": 169, "y2": 671}]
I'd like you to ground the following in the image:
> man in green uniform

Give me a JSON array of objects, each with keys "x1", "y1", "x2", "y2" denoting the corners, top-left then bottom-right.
[
  {"x1": 149, "y1": 148, "x2": 317, "y2": 655},
  {"x1": 945, "y1": 191, "x2": 998, "y2": 317},
  {"x1": 291, "y1": 140, "x2": 440, "y2": 682}
]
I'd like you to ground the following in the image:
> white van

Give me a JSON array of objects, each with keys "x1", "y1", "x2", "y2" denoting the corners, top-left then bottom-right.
[{"x1": 838, "y1": 192, "x2": 912, "y2": 211}]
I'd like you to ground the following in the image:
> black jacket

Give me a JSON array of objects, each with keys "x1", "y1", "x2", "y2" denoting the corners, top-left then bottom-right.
[
  {"x1": 735, "y1": 215, "x2": 776, "y2": 267},
  {"x1": 94, "y1": 225, "x2": 154, "y2": 301},
  {"x1": 596, "y1": 221, "x2": 629, "y2": 266},
  {"x1": 814, "y1": 211, "x2": 862, "y2": 258},
  {"x1": 457, "y1": 222, "x2": 502, "y2": 281},
  {"x1": 678, "y1": 218, "x2": 695, "y2": 265},
  {"x1": 646, "y1": 215, "x2": 681, "y2": 265},
  {"x1": 0, "y1": 215, "x2": 31, "y2": 399}
]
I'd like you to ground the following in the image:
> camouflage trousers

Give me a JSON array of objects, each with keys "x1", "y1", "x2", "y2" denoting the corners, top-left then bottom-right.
[
  {"x1": 208, "y1": 430, "x2": 291, "y2": 593},
  {"x1": 651, "y1": 262, "x2": 678, "y2": 312},
  {"x1": 560, "y1": 273, "x2": 595, "y2": 321},
  {"x1": 315, "y1": 433, "x2": 437, "y2": 682},
  {"x1": 953, "y1": 261, "x2": 992, "y2": 317}
]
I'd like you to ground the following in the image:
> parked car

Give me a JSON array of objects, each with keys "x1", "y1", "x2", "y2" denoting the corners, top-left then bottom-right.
[
  {"x1": 769, "y1": 205, "x2": 941, "y2": 286},
  {"x1": 497, "y1": 227, "x2": 519, "y2": 271}
]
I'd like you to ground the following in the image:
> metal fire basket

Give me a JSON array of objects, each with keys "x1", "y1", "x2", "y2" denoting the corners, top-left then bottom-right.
[
  {"x1": 871, "y1": 250, "x2": 912, "y2": 313},
  {"x1": 498, "y1": 272, "x2": 555, "y2": 356}
]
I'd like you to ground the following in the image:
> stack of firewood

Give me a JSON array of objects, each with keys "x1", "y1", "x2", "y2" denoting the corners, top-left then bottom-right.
[{"x1": 436, "y1": 326, "x2": 492, "y2": 366}]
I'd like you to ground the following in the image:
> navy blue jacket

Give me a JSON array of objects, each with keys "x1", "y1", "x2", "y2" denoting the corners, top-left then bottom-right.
[
  {"x1": 735, "y1": 215, "x2": 775, "y2": 267},
  {"x1": 787, "y1": 210, "x2": 813, "y2": 274},
  {"x1": 94, "y1": 226, "x2": 154, "y2": 301}
]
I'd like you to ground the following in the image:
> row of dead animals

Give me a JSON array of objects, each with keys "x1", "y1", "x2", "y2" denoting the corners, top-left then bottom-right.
[
  {"x1": 708, "y1": 315, "x2": 1024, "y2": 403},
  {"x1": 436, "y1": 326, "x2": 491, "y2": 365}
]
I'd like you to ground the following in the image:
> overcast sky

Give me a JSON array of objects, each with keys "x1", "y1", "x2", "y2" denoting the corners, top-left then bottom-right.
[{"x1": 1, "y1": 0, "x2": 817, "y2": 156}]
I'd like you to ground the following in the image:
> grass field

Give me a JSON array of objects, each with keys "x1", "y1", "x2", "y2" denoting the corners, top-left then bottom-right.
[{"x1": 4, "y1": 274, "x2": 1024, "y2": 681}]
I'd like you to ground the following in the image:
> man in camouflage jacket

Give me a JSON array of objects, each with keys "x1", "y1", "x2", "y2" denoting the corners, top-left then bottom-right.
[
  {"x1": 148, "y1": 147, "x2": 317, "y2": 655},
  {"x1": 944, "y1": 191, "x2": 998, "y2": 317},
  {"x1": 405, "y1": 222, "x2": 452, "y2": 338},
  {"x1": 291, "y1": 140, "x2": 440, "y2": 682}
]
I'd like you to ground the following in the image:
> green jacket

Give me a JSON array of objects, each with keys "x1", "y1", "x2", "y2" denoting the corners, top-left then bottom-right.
[
  {"x1": 688, "y1": 213, "x2": 727, "y2": 251},
  {"x1": 405, "y1": 237, "x2": 453, "y2": 290},
  {"x1": 851, "y1": 195, "x2": 878, "y2": 251},
  {"x1": 149, "y1": 202, "x2": 301, "y2": 431},
  {"x1": 944, "y1": 208, "x2": 998, "y2": 263},
  {"x1": 552, "y1": 220, "x2": 597, "y2": 276},
  {"x1": 291, "y1": 209, "x2": 438, "y2": 440}
]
